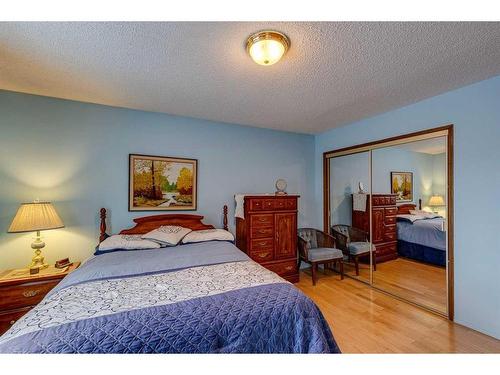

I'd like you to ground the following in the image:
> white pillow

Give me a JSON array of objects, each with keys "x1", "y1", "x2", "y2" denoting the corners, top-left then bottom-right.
[
  {"x1": 182, "y1": 229, "x2": 234, "y2": 244},
  {"x1": 98, "y1": 234, "x2": 161, "y2": 252},
  {"x1": 410, "y1": 210, "x2": 441, "y2": 219},
  {"x1": 141, "y1": 225, "x2": 192, "y2": 246}
]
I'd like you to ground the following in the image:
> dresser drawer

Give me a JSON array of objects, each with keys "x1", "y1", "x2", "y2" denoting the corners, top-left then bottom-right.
[
  {"x1": 250, "y1": 214, "x2": 274, "y2": 227},
  {"x1": 249, "y1": 249, "x2": 274, "y2": 262},
  {"x1": 274, "y1": 199, "x2": 286, "y2": 210},
  {"x1": 249, "y1": 199, "x2": 275, "y2": 211},
  {"x1": 284, "y1": 199, "x2": 297, "y2": 210},
  {"x1": 251, "y1": 226, "x2": 274, "y2": 238},
  {"x1": 384, "y1": 231, "x2": 397, "y2": 241},
  {"x1": 265, "y1": 260, "x2": 297, "y2": 277},
  {"x1": 385, "y1": 215, "x2": 396, "y2": 225},
  {"x1": 385, "y1": 224, "x2": 396, "y2": 233},
  {"x1": 0, "y1": 307, "x2": 31, "y2": 335},
  {"x1": 385, "y1": 207, "x2": 398, "y2": 216},
  {"x1": 0, "y1": 281, "x2": 59, "y2": 310},
  {"x1": 375, "y1": 242, "x2": 397, "y2": 257},
  {"x1": 250, "y1": 238, "x2": 274, "y2": 252}
]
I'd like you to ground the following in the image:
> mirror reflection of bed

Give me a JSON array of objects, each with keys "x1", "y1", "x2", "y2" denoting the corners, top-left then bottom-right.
[{"x1": 327, "y1": 133, "x2": 449, "y2": 316}]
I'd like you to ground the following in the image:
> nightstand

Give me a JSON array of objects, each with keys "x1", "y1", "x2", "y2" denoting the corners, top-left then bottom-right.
[{"x1": 0, "y1": 262, "x2": 80, "y2": 335}]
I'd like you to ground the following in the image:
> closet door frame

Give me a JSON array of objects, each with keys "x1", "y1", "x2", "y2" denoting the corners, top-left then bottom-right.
[{"x1": 323, "y1": 124, "x2": 454, "y2": 320}]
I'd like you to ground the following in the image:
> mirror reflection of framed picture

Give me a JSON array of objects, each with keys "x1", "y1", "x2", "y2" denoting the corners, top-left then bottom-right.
[
  {"x1": 390, "y1": 171, "x2": 413, "y2": 202},
  {"x1": 129, "y1": 154, "x2": 197, "y2": 211}
]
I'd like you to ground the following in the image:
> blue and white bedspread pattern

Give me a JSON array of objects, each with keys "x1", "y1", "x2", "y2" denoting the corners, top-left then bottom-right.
[
  {"x1": 0, "y1": 261, "x2": 282, "y2": 344},
  {"x1": 0, "y1": 261, "x2": 339, "y2": 353}
]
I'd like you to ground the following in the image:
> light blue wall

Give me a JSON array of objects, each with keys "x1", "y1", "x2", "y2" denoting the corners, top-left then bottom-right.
[
  {"x1": 0, "y1": 90, "x2": 315, "y2": 269},
  {"x1": 372, "y1": 147, "x2": 435, "y2": 205},
  {"x1": 329, "y1": 152, "x2": 370, "y2": 226},
  {"x1": 315, "y1": 75, "x2": 500, "y2": 339},
  {"x1": 432, "y1": 152, "x2": 447, "y2": 199}
]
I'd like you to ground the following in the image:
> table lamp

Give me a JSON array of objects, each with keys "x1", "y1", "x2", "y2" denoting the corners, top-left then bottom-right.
[
  {"x1": 8, "y1": 201, "x2": 64, "y2": 270},
  {"x1": 428, "y1": 195, "x2": 445, "y2": 213}
]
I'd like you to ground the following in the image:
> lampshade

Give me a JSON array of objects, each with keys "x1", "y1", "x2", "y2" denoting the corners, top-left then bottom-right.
[
  {"x1": 8, "y1": 202, "x2": 64, "y2": 233},
  {"x1": 428, "y1": 195, "x2": 445, "y2": 207}
]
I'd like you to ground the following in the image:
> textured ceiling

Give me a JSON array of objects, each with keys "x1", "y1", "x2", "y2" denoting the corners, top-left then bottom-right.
[{"x1": 1, "y1": 22, "x2": 499, "y2": 134}]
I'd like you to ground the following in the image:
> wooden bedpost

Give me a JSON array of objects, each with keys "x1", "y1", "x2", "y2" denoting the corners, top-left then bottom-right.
[
  {"x1": 223, "y1": 205, "x2": 228, "y2": 231},
  {"x1": 99, "y1": 208, "x2": 107, "y2": 243}
]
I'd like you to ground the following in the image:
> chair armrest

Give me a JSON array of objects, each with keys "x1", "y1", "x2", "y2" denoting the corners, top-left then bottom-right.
[
  {"x1": 316, "y1": 230, "x2": 337, "y2": 249},
  {"x1": 297, "y1": 237, "x2": 309, "y2": 261},
  {"x1": 350, "y1": 227, "x2": 369, "y2": 242},
  {"x1": 331, "y1": 230, "x2": 348, "y2": 253}
]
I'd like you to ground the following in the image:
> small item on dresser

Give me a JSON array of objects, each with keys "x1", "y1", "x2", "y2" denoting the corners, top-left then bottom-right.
[
  {"x1": 358, "y1": 181, "x2": 366, "y2": 194},
  {"x1": 275, "y1": 179, "x2": 288, "y2": 195},
  {"x1": 29, "y1": 267, "x2": 39, "y2": 275},
  {"x1": 55, "y1": 258, "x2": 72, "y2": 268}
]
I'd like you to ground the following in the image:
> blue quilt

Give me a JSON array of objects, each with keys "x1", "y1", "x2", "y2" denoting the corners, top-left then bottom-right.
[{"x1": 0, "y1": 241, "x2": 339, "y2": 354}]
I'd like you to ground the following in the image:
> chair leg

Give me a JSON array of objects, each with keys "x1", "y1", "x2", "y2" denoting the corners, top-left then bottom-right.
[
  {"x1": 354, "y1": 256, "x2": 359, "y2": 276},
  {"x1": 311, "y1": 263, "x2": 317, "y2": 286},
  {"x1": 298, "y1": 259, "x2": 302, "y2": 270},
  {"x1": 339, "y1": 259, "x2": 344, "y2": 280},
  {"x1": 372, "y1": 250, "x2": 377, "y2": 271}
]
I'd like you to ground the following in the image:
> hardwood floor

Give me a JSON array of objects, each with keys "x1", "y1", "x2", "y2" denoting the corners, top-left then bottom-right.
[
  {"x1": 296, "y1": 268, "x2": 500, "y2": 353},
  {"x1": 344, "y1": 257, "x2": 447, "y2": 313}
]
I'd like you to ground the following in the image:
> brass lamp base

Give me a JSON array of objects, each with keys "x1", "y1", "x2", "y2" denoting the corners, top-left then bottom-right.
[{"x1": 29, "y1": 233, "x2": 49, "y2": 270}]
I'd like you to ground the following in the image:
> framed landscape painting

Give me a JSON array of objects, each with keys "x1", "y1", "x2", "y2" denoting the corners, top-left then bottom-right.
[
  {"x1": 129, "y1": 154, "x2": 197, "y2": 211},
  {"x1": 391, "y1": 171, "x2": 413, "y2": 202}
]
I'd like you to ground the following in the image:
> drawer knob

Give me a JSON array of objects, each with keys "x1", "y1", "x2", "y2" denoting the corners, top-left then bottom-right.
[
  {"x1": 285, "y1": 266, "x2": 293, "y2": 271},
  {"x1": 23, "y1": 290, "x2": 40, "y2": 298},
  {"x1": 9, "y1": 320, "x2": 15, "y2": 325},
  {"x1": 259, "y1": 218, "x2": 267, "y2": 222},
  {"x1": 258, "y1": 252, "x2": 270, "y2": 258},
  {"x1": 259, "y1": 241, "x2": 267, "y2": 246}
]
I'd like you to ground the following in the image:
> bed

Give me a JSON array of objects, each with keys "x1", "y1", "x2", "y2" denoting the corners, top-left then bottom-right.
[
  {"x1": 396, "y1": 203, "x2": 446, "y2": 267},
  {"x1": 0, "y1": 206, "x2": 339, "y2": 354}
]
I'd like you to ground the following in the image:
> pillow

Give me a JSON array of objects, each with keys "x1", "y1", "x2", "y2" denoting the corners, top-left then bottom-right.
[
  {"x1": 97, "y1": 234, "x2": 161, "y2": 254},
  {"x1": 141, "y1": 225, "x2": 192, "y2": 246},
  {"x1": 410, "y1": 210, "x2": 441, "y2": 219},
  {"x1": 182, "y1": 229, "x2": 234, "y2": 244}
]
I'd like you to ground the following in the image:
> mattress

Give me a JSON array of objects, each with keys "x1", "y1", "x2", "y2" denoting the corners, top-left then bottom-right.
[{"x1": 0, "y1": 241, "x2": 339, "y2": 354}]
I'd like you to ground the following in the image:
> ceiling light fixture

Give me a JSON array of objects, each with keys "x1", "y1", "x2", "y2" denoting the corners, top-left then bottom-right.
[{"x1": 246, "y1": 31, "x2": 290, "y2": 66}]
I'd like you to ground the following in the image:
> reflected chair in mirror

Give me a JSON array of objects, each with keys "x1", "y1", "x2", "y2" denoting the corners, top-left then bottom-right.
[
  {"x1": 331, "y1": 224, "x2": 376, "y2": 276},
  {"x1": 297, "y1": 228, "x2": 344, "y2": 286}
]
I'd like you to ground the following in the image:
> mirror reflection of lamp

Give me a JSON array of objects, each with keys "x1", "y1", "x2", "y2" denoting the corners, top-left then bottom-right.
[
  {"x1": 428, "y1": 195, "x2": 445, "y2": 214},
  {"x1": 8, "y1": 200, "x2": 64, "y2": 270}
]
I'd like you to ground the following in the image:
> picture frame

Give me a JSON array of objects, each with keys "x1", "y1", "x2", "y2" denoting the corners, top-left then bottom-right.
[
  {"x1": 390, "y1": 171, "x2": 413, "y2": 202},
  {"x1": 129, "y1": 154, "x2": 198, "y2": 211}
]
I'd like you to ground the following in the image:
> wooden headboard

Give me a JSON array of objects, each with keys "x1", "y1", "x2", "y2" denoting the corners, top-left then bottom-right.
[
  {"x1": 396, "y1": 198, "x2": 422, "y2": 214},
  {"x1": 99, "y1": 205, "x2": 229, "y2": 242}
]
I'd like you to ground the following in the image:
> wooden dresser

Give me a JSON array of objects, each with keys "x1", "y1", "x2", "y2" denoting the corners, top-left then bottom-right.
[
  {"x1": 236, "y1": 195, "x2": 300, "y2": 283},
  {"x1": 352, "y1": 194, "x2": 398, "y2": 262},
  {"x1": 0, "y1": 262, "x2": 80, "y2": 335}
]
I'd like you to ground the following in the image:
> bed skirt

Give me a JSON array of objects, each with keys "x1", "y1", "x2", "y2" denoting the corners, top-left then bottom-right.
[{"x1": 397, "y1": 240, "x2": 446, "y2": 267}]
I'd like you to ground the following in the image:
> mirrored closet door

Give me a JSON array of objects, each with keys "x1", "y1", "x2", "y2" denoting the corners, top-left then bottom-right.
[
  {"x1": 329, "y1": 151, "x2": 373, "y2": 283},
  {"x1": 324, "y1": 126, "x2": 453, "y2": 319}
]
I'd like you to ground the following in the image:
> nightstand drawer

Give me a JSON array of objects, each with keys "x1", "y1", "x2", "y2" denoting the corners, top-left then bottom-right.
[
  {"x1": 0, "y1": 281, "x2": 59, "y2": 310},
  {"x1": 0, "y1": 307, "x2": 31, "y2": 335}
]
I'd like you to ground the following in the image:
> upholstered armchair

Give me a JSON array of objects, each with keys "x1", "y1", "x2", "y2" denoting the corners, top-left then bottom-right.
[
  {"x1": 297, "y1": 228, "x2": 344, "y2": 285},
  {"x1": 330, "y1": 224, "x2": 376, "y2": 276}
]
